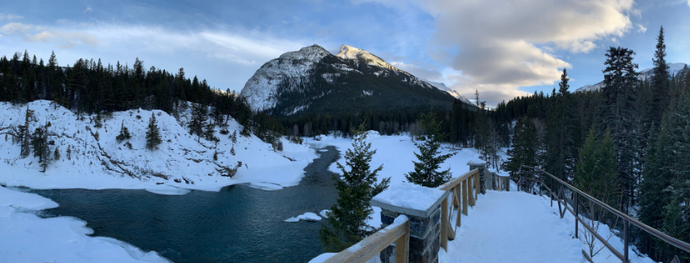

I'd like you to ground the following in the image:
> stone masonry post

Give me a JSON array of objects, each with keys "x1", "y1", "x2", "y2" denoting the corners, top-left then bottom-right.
[
  {"x1": 371, "y1": 183, "x2": 449, "y2": 263},
  {"x1": 467, "y1": 160, "x2": 487, "y2": 194}
]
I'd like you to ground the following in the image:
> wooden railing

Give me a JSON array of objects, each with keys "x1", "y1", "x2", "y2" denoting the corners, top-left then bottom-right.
[
  {"x1": 438, "y1": 168, "x2": 480, "y2": 250},
  {"x1": 319, "y1": 166, "x2": 495, "y2": 263},
  {"x1": 324, "y1": 215, "x2": 410, "y2": 263},
  {"x1": 520, "y1": 165, "x2": 690, "y2": 263},
  {"x1": 485, "y1": 171, "x2": 510, "y2": 191}
]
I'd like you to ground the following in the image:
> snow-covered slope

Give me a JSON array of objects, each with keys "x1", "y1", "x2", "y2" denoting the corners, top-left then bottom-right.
[
  {"x1": 423, "y1": 80, "x2": 473, "y2": 105},
  {"x1": 575, "y1": 62, "x2": 687, "y2": 93},
  {"x1": 240, "y1": 45, "x2": 332, "y2": 112},
  {"x1": 0, "y1": 100, "x2": 317, "y2": 191},
  {"x1": 239, "y1": 44, "x2": 461, "y2": 116},
  {"x1": 336, "y1": 45, "x2": 399, "y2": 73}
]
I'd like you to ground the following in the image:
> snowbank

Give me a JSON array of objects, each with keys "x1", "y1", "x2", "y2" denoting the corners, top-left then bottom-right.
[
  {"x1": 0, "y1": 101, "x2": 318, "y2": 192},
  {"x1": 0, "y1": 186, "x2": 170, "y2": 263},
  {"x1": 284, "y1": 212, "x2": 322, "y2": 222}
]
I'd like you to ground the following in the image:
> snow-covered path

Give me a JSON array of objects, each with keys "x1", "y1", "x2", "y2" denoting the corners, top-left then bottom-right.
[
  {"x1": 440, "y1": 190, "x2": 582, "y2": 263},
  {"x1": 439, "y1": 190, "x2": 654, "y2": 263}
]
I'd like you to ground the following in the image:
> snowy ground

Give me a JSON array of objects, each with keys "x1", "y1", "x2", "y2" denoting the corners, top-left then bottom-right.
[
  {"x1": 439, "y1": 190, "x2": 655, "y2": 263},
  {"x1": 0, "y1": 104, "x2": 656, "y2": 263},
  {"x1": 0, "y1": 100, "x2": 319, "y2": 263},
  {"x1": 0, "y1": 186, "x2": 170, "y2": 263},
  {"x1": 0, "y1": 100, "x2": 318, "y2": 192}
]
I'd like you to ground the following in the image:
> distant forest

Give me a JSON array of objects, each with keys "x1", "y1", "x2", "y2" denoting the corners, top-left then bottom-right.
[{"x1": 2, "y1": 26, "x2": 690, "y2": 262}]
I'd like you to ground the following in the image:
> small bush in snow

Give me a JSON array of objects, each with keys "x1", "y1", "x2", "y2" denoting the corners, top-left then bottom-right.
[{"x1": 116, "y1": 121, "x2": 132, "y2": 143}]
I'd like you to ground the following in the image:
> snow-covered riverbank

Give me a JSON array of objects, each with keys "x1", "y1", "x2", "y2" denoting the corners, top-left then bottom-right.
[
  {"x1": 0, "y1": 100, "x2": 318, "y2": 192},
  {"x1": 0, "y1": 186, "x2": 170, "y2": 263}
]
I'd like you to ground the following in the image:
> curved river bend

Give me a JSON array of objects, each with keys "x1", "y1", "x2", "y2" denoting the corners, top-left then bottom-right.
[{"x1": 35, "y1": 146, "x2": 340, "y2": 263}]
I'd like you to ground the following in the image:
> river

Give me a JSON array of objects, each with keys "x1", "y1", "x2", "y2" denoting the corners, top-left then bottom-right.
[{"x1": 34, "y1": 145, "x2": 340, "y2": 262}]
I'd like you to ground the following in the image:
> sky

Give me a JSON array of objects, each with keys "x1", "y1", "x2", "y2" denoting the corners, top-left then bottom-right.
[{"x1": 1, "y1": 0, "x2": 689, "y2": 107}]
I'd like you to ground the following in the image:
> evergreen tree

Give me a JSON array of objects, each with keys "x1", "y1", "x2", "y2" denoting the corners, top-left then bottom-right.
[
  {"x1": 31, "y1": 125, "x2": 51, "y2": 172},
  {"x1": 145, "y1": 113, "x2": 162, "y2": 150},
  {"x1": 406, "y1": 110, "x2": 455, "y2": 187},
  {"x1": 203, "y1": 122, "x2": 218, "y2": 142},
  {"x1": 189, "y1": 102, "x2": 208, "y2": 142},
  {"x1": 599, "y1": 46, "x2": 639, "y2": 213},
  {"x1": 319, "y1": 124, "x2": 390, "y2": 252},
  {"x1": 502, "y1": 116, "x2": 538, "y2": 178},
  {"x1": 574, "y1": 129, "x2": 619, "y2": 206},
  {"x1": 648, "y1": 26, "x2": 670, "y2": 124},
  {"x1": 545, "y1": 69, "x2": 577, "y2": 182},
  {"x1": 18, "y1": 106, "x2": 34, "y2": 158},
  {"x1": 637, "y1": 90, "x2": 690, "y2": 261}
]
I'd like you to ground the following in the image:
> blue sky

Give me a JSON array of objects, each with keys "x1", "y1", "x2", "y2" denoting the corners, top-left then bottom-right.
[{"x1": 1, "y1": 0, "x2": 689, "y2": 107}]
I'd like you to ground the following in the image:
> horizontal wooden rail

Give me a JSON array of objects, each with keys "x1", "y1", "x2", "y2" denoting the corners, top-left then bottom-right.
[{"x1": 324, "y1": 215, "x2": 410, "y2": 263}]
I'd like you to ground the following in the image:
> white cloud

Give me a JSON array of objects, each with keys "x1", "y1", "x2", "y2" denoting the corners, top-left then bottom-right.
[
  {"x1": 637, "y1": 24, "x2": 647, "y2": 33},
  {"x1": 1, "y1": 22, "x2": 97, "y2": 48},
  {"x1": 80, "y1": 24, "x2": 306, "y2": 65},
  {"x1": 85, "y1": 7, "x2": 93, "y2": 12},
  {"x1": 688, "y1": 0, "x2": 690, "y2": 9},
  {"x1": 358, "y1": 0, "x2": 636, "y2": 106},
  {"x1": 0, "y1": 13, "x2": 23, "y2": 20}
]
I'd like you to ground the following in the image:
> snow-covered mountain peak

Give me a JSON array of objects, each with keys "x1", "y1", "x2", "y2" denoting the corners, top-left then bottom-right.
[
  {"x1": 336, "y1": 44, "x2": 396, "y2": 70},
  {"x1": 278, "y1": 44, "x2": 331, "y2": 62}
]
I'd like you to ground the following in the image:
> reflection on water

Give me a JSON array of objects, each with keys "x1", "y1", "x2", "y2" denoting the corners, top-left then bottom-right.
[{"x1": 35, "y1": 146, "x2": 340, "y2": 263}]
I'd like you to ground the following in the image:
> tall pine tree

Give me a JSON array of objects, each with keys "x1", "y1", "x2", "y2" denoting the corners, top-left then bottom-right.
[
  {"x1": 545, "y1": 69, "x2": 577, "y2": 182},
  {"x1": 406, "y1": 110, "x2": 455, "y2": 187},
  {"x1": 599, "y1": 46, "x2": 639, "y2": 213},
  {"x1": 319, "y1": 124, "x2": 390, "y2": 251},
  {"x1": 145, "y1": 113, "x2": 162, "y2": 150}
]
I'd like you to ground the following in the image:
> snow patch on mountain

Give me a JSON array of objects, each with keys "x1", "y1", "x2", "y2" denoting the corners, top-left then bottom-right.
[
  {"x1": 240, "y1": 45, "x2": 332, "y2": 112},
  {"x1": 423, "y1": 80, "x2": 473, "y2": 105},
  {"x1": 576, "y1": 63, "x2": 687, "y2": 93},
  {"x1": 336, "y1": 45, "x2": 397, "y2": 72}
]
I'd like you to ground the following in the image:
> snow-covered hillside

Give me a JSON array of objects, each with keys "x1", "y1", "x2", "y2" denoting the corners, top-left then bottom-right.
[
  {"x1": 575, "y1": 62, "x2": 687, "y2": 93},
  {"x1": 0, "y1": 100, "x2": 317, "y2": 192},
  {"x1": 240, "y1": 45, "x2": 333, "y2": 113}
]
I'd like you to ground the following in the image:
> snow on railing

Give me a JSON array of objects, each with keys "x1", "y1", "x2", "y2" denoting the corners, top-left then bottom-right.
[
  {"x1": 313, "y1": 162, "x2": 503, "y2": 263},
  {"x1": 317, "y1": 215, "x2": 410, "y2": 263}
]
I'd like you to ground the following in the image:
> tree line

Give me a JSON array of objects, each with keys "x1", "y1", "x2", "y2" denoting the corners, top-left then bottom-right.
[{"x1": 499, "y1": 26, "x2": 690, "y2": 262}]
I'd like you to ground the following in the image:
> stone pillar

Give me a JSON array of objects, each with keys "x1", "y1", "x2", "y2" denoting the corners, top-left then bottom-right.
[
  {"x1": 467, "y1": 160, "x2": 487, "y2": 194},
  {"x1": 372, "y1": 183, "x2": 449, "y2": 263}
]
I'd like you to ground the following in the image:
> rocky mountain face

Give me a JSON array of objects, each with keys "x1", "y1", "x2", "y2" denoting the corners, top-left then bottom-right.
[
  {"x1": 575, "y1": 63, "x2": 688, "y2": 93},
  {"x1": 240, "y1": 44, "x2": 470, "y2": 116}
]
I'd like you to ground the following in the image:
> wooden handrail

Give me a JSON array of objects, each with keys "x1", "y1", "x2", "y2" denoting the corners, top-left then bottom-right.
[
  {"x1": 439, "y1": 169, "x2": 479, "y2": 191},
  {"x1": 520, "y1": 165, "x2": 690, "y2": 262},
  {"x1": 438, "y1": 168, "x2": 482, "y2": 250},
  {"x1": 324, "y1": 215, "x2": 410, "y2": 263},
  {"x1": 319, "y1": 166, "x2": 503, "y2": 263}
]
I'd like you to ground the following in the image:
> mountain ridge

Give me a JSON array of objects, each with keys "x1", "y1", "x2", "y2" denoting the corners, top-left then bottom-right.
[
  {"x1": 575, "y1": 62, "x2": 688, "y2": 93},
  {"x1": 240, "y1": 44, "x2": 472, "y2": 116}
]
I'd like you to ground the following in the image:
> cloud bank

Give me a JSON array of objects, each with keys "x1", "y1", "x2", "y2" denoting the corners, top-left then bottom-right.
[
  {"x1": 0, "y1": 20, "x2": 309, "y2": 90},
  {"x1": 358, "y1": 0, "x2": 637, "y2": 106}
]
